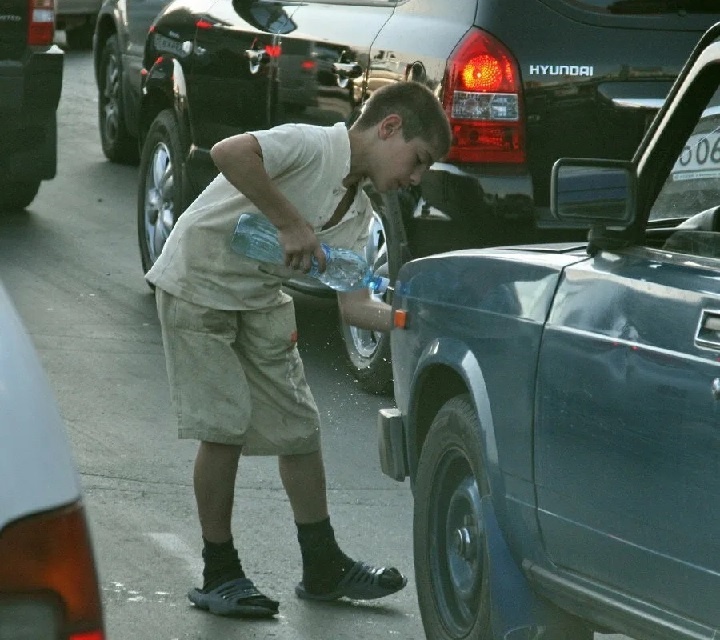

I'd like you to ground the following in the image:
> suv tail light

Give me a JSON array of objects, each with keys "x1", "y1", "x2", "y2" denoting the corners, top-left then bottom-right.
[
  {"x1": 442, "y1": 28, "x2": 525, "y2": 164},
  {"x1": 0, "y1": 502, "x2": 105, "y2": 640},
  {"x1": 27, "y1": 0, "x2": 55, "y2": 46}
]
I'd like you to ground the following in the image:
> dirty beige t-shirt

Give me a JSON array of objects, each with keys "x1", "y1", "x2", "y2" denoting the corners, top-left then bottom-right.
[{"x1": 146, "y1": 122, "x2": 373, "y2": 310}]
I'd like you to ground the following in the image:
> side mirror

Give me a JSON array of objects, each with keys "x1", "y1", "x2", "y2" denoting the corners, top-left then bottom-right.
[{"x1": 551, "y1": 159, "x2": 636, "y2": 228}]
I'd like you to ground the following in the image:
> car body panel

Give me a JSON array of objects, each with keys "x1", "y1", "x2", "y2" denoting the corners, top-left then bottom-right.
[{"x1": 0, "y1": 283, "x2": 80, "y2": 532}]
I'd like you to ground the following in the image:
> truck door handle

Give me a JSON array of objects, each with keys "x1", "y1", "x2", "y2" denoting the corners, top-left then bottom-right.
[{"x1": 695, "y1": 309, "x2": 720, "y2": 350}]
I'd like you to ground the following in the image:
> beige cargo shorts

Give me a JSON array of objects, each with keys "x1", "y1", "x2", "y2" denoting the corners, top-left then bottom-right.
[{"x1": 155, "y1": 289, "x2": 321, "y2": 455}]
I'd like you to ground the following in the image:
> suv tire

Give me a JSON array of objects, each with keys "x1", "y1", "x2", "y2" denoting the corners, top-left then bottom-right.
[
  {"x1": 339, "y1": 191, "x2": 407, "y2": 395},
  {"x1": 98, "y1": 34, "x2": 138, "y2": 164},
  {"x1": 137, "y1": 109, "x2": 186, "y2": 280},
  {"x1": 0, "y1": 180, "x2": 41, "y2": 211}
]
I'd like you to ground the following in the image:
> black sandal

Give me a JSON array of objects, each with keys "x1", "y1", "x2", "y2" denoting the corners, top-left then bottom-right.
[
  {"x1": 188, "y1": 577, "x2": 279, "y2": 617},
  {"x1": 295, "y1": 561, "x2": 407, "y2": 601}
]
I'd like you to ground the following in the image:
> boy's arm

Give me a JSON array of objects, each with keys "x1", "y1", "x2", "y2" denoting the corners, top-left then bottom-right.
[
  {"x1": 211, "y1": 133, "x2": 326, "y2": 272},
  {"x1": 337, "y1": 289, "x2": 392, "y2": 333}
]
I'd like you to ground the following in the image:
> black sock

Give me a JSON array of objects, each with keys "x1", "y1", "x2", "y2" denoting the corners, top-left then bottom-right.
[
  {"x1": 201, "y1": 536, "x2": 246, "y2": 592},
  {"x1": 296, "y1": 518, "x2": 354, "y2": 594}
]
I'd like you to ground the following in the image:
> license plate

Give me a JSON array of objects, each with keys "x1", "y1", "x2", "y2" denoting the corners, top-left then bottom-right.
[
  {"x1": 154, "y1": 33, "x2": 185, "y2": 58},
  {"x1": 672, "y1": 130, "x2": 720, "y2": 180}
]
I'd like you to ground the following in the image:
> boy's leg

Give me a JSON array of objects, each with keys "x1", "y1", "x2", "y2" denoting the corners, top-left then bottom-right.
[
  {"x1": 279, "y1": 449, "x2": 407, "y2": 601},
  {"x1": 154, "y1": 290, "x2": 278, "y2": 616},
  {"x1": 189, "y1": 439, "x2": 279, "y2": 616},
  {"x1": 194, "y1": 441, "x2": 242, "y2": 543},
  {"x1": 278, "y1": 449, "x2": 328, "y2": 523}
]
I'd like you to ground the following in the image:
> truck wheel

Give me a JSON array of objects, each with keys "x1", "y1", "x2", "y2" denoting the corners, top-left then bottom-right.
[
  {"x1": 0, "y1": 181, "x2": 41, "y2": 211},
  {"x1": 415, "y1": 395, "x2": 594, "y2": 640},
  {"x1": 98, "y1": 34, "x2": 138, "y2": 164},
  {"x1": 339, "y1": 191, "x2": 407, "y2": 395},
  {"x1": 137, "y1": 110, "x2": 185, "y2": 279},
  {"x1": 414, "y1": 394, "x2": 492, "y2": 639}
]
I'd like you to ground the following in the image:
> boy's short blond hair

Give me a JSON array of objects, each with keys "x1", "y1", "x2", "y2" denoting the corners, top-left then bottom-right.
[{"x1": 354, "y1": 82, "x2": 452, "y2": 158}]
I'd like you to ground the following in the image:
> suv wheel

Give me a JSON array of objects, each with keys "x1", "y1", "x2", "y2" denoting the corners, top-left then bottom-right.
[
  {"x1": 98, "y1": 34, "x2": 138, "y2": 164},
  {"x1": 339, "y1": 190, "x2": 408, "y2": 395},
  {"x1": 0, "y1": 180, "x2": 41, "y2": 211},
  {"x1": 137, "y1": 110, "x2": 185, "y2": 279}
]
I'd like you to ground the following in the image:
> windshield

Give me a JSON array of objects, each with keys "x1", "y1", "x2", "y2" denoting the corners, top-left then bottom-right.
[
  {"x1": 649, "y1": 86, "x2": 720, "y2": 222},
  {"x1": 562, "y1": 0, "x2": 718, "y2": 13}
]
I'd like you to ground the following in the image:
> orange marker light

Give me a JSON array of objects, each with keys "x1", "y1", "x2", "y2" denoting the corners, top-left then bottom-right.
[{"x1": 394, "y1": 310, "x2": 407, "y2": 329}]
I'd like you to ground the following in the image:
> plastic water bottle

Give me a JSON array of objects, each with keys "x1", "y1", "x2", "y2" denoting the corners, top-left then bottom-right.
[{"x1": 231, "y1": 213, "x2": 389, "y2": 294}]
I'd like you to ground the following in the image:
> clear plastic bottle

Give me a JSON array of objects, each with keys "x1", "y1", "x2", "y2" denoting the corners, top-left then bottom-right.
[{"x1": 231, "y1": 212, "x2": 389, "y2": 294}]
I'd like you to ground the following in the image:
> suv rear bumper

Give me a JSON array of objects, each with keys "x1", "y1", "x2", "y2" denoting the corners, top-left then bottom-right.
[{"x1": 0, "y1": 46, "x2": 64, "y2": 182}]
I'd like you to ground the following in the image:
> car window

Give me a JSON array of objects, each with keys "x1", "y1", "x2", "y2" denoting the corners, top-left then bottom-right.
[
  {"x1": 649, "y1": 85, "x2": 720, "y2": 226},
  {"x1": 557, "y1": 0, "x2": 717, "y2": 13}
]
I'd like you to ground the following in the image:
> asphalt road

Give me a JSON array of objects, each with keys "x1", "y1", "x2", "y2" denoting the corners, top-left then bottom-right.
[{"x1": 0, "y1": 50, "x2": 421, "y2": 639}]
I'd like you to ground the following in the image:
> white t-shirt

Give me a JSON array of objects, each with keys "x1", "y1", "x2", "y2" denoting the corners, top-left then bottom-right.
[{"x1": 146, "y1": 122, "x2": 373, "y2": 310}]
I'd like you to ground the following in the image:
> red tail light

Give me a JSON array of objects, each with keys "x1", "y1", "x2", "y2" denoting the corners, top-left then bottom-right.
[
  {"x1": 0, "y1": 502, "x2": 105, "y2": 639},
  {"x1": 442, "y1": 29, "x2": 525, "y2": 164},
  {"x1": 27, "y1": 0, "x2": 54, "y2": 46}
]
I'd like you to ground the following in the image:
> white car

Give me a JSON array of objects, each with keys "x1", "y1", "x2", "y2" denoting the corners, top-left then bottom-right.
[{"x1": 0, "y1": 282, "x2": 105, "y2": 639}]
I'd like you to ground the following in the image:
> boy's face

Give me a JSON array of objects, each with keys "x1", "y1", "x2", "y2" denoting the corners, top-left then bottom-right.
[{"x1": 370, "y1": 115, "x2": 441, "y2": 193}]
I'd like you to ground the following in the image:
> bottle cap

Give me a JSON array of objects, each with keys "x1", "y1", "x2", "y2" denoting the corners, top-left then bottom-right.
[{"x1": 370, "y1": 276, "x2": 390, "y2": 294}]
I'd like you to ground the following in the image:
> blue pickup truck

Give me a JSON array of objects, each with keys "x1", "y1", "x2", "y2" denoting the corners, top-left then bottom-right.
[{"x1": 380, "y1": 21, "x2": 720, "y2": 640}]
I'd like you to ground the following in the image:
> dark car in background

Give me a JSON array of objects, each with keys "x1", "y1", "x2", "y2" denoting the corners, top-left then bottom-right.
[
  {"x1": 56, "y1": 0, "x2": 100, "y2": 48},
  {"x1": 95, "y1": 0, "x2": 720, "y2": 393},
  {"x1": 93, "y1": 0, "x2": 172, "y2": 165},
  {"x1": 379, "y1": 21, "x2": 720, "y2": 640},
  {"x1": 0, "y1": 0, "x2": 63, "y2": 211}
]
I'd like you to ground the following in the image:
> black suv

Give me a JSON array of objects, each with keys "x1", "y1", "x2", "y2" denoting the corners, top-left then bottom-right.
[
  {"x1": 0, "y1": 0, "x2": 63, "y2": 211},
  {"x1": 94, "y1": 0, "x2": 720, "y2": 392}
]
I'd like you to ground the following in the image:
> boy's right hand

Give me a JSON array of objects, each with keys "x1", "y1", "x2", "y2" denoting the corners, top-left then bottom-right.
[{"x1": 277, "y1": 221, "x2": 327, "y2": 273}]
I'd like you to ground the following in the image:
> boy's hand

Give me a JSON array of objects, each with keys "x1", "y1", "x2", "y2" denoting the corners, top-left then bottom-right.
[{"x1": 277, "y1": 221, "x2": 327, "y2": 273}]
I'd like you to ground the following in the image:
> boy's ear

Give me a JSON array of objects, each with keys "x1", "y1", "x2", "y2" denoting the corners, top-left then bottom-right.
[{"x1": 379, "y1": 114, "x2": 403, "y2": 139}]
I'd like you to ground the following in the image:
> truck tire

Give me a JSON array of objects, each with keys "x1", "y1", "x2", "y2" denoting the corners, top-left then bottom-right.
[
  {"x1": 98, "y1": 34, "x2": 138, "y2": 164},
  {"x1": 338, "y1": 190, "x2": 408, "y2": 395},
  {"x1": 137, "y1": 110, "x2": 186, "y2": 279},
  {"x1": 415, "y1": 395, "x2": 594, "y2": 640},
  {"x1": 0, "y1": 181, "x2": 41, "y2": 211},
  {"x1": 414, "y1": 394, "x2": 493, "y2": 640}
]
